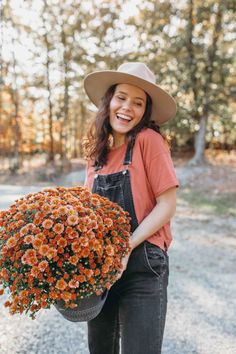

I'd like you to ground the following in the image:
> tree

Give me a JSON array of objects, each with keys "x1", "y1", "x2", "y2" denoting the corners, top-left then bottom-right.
[{"x1": 129, "y1": 0, "x2": 236, "y2": 163}]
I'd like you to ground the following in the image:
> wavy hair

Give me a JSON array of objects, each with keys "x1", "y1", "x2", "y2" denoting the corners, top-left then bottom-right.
[{"x1": 83, "y1": 84, "x2": 166, "y2": 167}]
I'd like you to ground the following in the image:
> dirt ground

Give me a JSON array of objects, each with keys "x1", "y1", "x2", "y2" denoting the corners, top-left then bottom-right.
[{"x1": 0, "y1": 150, "x2": 236, "y2": 353}]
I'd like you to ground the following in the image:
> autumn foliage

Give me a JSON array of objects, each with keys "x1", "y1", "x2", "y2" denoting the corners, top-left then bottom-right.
[{"x1": 0, "y1": 186, "x2": 131, "y2": 319}]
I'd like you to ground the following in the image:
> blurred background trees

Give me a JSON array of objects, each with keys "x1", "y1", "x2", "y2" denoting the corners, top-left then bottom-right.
[{"x1": 0, "y1": 0, "x2": 235, "y2": 173}]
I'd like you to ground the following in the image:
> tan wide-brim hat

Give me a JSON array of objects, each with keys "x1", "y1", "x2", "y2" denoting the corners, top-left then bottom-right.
[{"x1": 84, "y1": 62, "x2": 177, "y2": 124}]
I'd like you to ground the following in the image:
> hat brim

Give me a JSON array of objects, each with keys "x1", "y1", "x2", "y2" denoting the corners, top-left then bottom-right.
[{"x1": 84, "y1": 71, "x2": 176, "y2": 124}]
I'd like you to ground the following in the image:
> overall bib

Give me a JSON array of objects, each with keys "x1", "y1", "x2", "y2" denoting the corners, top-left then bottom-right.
[
  {"x1": 92, "y1": 141, "x2": 138, "y2": 232},
  {"x1": 88, "y1": 141, "x2": 169, "y2": 354}
]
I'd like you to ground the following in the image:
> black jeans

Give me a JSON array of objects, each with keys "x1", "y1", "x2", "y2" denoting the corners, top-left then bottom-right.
[{"x1": 87, "y1": 241, "x2": 169, "y2": 354}]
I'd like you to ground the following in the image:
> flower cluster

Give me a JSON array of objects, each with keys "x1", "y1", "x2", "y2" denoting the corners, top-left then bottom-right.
[{"x1": 0, "y1": 186, "x2": 131, "y2": 319}]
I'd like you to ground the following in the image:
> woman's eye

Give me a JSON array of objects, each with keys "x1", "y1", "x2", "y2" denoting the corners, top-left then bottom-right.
[
  {"x1": 135, "y1": 102, "x2": 142, "y2": 106},
  {"x1": 117, "y1": 96, "x2": 125, "y2": 100}
]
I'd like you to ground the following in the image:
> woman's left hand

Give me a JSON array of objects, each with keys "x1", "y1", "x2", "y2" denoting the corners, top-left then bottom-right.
[{"x1": 116, "y1": 250, "x2": 132, "y2": 280}]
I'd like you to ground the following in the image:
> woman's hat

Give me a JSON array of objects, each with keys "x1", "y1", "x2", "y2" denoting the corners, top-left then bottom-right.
[{"x1": 84, "y1": 62, "x2": 176, "y2": 124}]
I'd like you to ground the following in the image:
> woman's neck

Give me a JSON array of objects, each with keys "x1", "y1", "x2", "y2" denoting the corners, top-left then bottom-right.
[{"x1": 112, "y1": 133, "x2": 126, "y2": 148}]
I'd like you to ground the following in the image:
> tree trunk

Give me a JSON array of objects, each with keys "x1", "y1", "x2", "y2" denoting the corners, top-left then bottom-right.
[
  {"x1": 189, "y1": 114, "x2": 208, "y2": 165},
  {"x1": 10, "y1": 36, "x2": 21, "y2": 173},
  {"x1": 42, "y1": 0, "x2": 54, "y2": 163},
  {"x1": 60, "y1": 23, "x2": 71, "y2": 172},
  {"x1": 45, "y1": 45, "x2": 54, "y2": 163},
  {"x1": 189, "y1": 1, "x2": 223, "y2": 166},
  {"x1": 78, "y1": 101, "x2": 87, "y2": 157}
]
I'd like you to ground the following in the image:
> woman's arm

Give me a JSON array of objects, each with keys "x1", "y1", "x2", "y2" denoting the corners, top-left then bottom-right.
[{"x1": 130, "y1": 186, "x2": 177, "y2": 251}]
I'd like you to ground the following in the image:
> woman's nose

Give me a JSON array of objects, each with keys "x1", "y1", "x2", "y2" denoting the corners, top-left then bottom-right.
[{"x1": 122, "y1": 99, "x2": 132, "y2": 110}]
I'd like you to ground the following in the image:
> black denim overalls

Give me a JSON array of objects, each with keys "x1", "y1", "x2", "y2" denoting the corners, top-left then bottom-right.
[
  {"x1": 88, "y1": 140, "x2": 169, "y2": 354},
  {"x1": 92, "y1": 141, "x2": 138, "y2": 232}
]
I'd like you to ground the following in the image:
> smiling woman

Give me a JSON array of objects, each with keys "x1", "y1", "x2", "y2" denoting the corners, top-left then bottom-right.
[{"x1": 83, "y1": 62, "x2": 179, "y2": 354}]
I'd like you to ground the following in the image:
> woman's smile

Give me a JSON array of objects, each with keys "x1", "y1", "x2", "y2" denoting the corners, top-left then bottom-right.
[{"x1": 116, "y1": 113, "x2": 132, "y2": 123}]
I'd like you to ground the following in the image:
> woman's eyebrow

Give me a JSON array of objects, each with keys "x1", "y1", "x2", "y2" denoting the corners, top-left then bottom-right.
[{"x1": 115, "y1": 90, "x2": 145, "y2": 101}]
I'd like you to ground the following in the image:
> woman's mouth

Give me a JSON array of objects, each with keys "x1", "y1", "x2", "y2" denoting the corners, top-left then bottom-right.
[{"x1": 116, "y1": 114, "x2": 132, "y2": 123}]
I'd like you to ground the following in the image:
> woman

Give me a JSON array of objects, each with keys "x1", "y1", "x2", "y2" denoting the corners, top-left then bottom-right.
[{"x1": 83, "y1": 62, "x2": 179, "y2": 354}]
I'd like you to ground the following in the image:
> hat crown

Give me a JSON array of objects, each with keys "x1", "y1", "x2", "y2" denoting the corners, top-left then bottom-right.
[{"x1": 117, "y1": 62, "x2": 156, "y2": 85}]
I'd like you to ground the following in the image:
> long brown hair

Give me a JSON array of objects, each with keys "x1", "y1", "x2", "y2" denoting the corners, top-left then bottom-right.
[{"x1": 83, "y1": 84, "x2": 166, "y2": 167}]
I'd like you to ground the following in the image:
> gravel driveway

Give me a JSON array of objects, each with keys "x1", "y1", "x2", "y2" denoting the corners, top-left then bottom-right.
[{"x1": 0, "y1": 167, "x2": 235, "y2": 354}]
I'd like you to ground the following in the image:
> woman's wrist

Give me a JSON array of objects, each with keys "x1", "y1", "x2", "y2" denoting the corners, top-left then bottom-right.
[{"x1": 129, "y1": 234, "x2": 138, "y2": 251}]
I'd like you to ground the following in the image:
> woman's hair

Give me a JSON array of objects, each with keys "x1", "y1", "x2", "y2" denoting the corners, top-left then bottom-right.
[{"x1": 83, "y1": 84, "x2": 167, "y2": 167}]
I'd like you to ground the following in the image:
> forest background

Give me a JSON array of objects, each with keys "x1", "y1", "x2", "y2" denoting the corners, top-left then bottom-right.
[{"x1": 0, "y1": 0, "x2": 235, "y2": 177}]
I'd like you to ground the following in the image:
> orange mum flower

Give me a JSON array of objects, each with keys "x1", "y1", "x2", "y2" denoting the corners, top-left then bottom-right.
[
  {"x1": 41, "y1": 301, "x2": 48, "y2": 309},
  {"x1": 81, "y1": 247, "x2": 90, "y2": 258},
  {"x1": 34, "y1": 233, "x2": 46, "y2": 242},
  {"x1": 67, "y1": 230, "x2": 78, "y2": 239},
  {"x1": 46, "y1": 248, "x2": 57, "y2": 260},
  {"x1": 68, "y1": 255, "x2": 78, "y2": 265},
  {"x1": 77, "y1": 224, "x2": 87, "y2": 232},
  {"x1": 20, "y1": 226, "x2": 28, "y2": 236},
  {"x1": 24, "y1": 234, "x2": 34, "y2": 244},
  {"x1": 77, "y1": 275, "x2": 86, "y2": 283},
  {"x1": 102, "y1": 264, "x2": 109, "y2": 274},
  {"x1": 31, "y1": 266, "x2": 40, "y2": 277},
  {"x1": 6, "y1": 236, "x2": 17, "y2": 249},
  {"x1": 57, "y1": 237, "x2": 67, "y2": 248},
  {"x1": 61, "y1": 291, "x2": 72, "y2": 302},
  {"x1": 58, "y1": 206, "x2": 68, "y2": 215},
  {"x1": 4, "y1": 300, "x2": 12, "y2": 307},
  {"x1": 112, "y1": 237, "x2": 120, "y2": 244},
  {"x1": 32, "y1": 238, "x2": 43, "y2": 249},
  {"x1": 53, "y1": 223, "x2": 64, "y2": 234},
  {"x1": 27, "y1": 257, "x2": 38, "y2": 267},
  {"x1": 67, "y1": 215, "x2": 79, "y2": 226},
  {"x1": 25, "y1": 249, "x2": 37, "y2": 258},
  {"x1": 39, "y1": 244, "x2": 50, "y2": 256},
  {"x1": 49, "y1": 291, "x2": 58, "y2": 300},
  {"x1": 84, "y1": 269, "x2": 93, "y2": 278},
  {"x1": 80, "y1": 236, "x2": 89, "y2": 247},
  {"x1": 105, "y1": 257, "x2": 113, "y2": 266},
  {"x1": 42, "y1": 204, "x2": 51, "y2": 213},
  {"x1": 91, "y1": 239, "x2": 101, "y2": 251},
  {"x1": 104, "y1": 218, "x2": 113, "y2": 228},
  {"x1": 42, "y1": 219, "x2": 53, "y2": 229},
  {"x1": 68, "y1": 279, "x2": 79, "y2": 289},
  {"x1": 55, "y1": 279, "x2": 67, "y2": 291},
  {"x1": 117, "y1": 217, "x2": 126, "y2": 224},
  {"x1": 38, "y1": 260, "x2": 49, "y2": 272},
  {"x1": 71, "y1": 241, "x2": 80, "y2": 253},
  {"x1": 18, "y1": 203, "x2": 28, "y2": 212},
  {"x1": 106, "y1": 245, "x2": 114, "y2": 256}
]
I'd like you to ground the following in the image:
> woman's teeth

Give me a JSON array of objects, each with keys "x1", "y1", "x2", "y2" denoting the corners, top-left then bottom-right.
[{"x1": 116, "y1": 114, "x2": 132, "y2": 122}]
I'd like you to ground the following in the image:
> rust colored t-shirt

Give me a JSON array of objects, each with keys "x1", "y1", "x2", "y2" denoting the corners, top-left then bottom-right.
[{"x1": 84, "y1": 128, "x2": 179, "y2": 251}]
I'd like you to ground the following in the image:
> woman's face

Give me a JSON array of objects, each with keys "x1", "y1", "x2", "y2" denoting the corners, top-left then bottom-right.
[{"x1": 109, "y1": 83, "x2": 147, "y2": 146}]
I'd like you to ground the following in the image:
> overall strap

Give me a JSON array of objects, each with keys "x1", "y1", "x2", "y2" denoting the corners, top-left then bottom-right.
[
  {"x1": 123, "y1": 140, "x2": 135, "y2": 165},
  {"x1": 94, "y1": 139, "x2": 135, "y2": 171},
  {"x1": 94, "y1": 163, "x2": 102, "y2": 172}
]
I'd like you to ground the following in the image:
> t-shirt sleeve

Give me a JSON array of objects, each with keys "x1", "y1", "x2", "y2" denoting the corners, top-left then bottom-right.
[
  {"x1": 147, "y1": 152, "x2": 179, "y2": 198},
  {"x1": 141, "y1": 130, "x2": 179, "y2": 198}
]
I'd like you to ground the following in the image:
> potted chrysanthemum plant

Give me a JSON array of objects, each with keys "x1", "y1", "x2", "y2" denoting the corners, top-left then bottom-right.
[{"x1": 0, "y1": 186, "x2": 131, "y2": 321}]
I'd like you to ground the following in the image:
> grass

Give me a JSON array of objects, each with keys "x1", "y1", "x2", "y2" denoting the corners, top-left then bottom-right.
[{"x1": 178, "y1": 189, "x2": 236, "y2": 217}]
